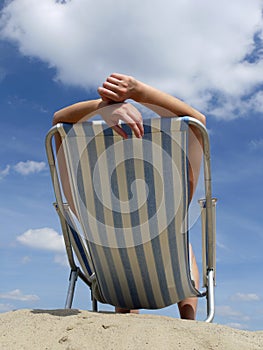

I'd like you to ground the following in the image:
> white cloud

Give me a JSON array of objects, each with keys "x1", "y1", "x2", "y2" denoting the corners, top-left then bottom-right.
[
  {"x1": 17, "y1": 227, "x2": 65, "y2": 253},
  {"x1": 0, "y1": 289, "x2": 39, "y2": 302},
  {"x1": 226, "y1": 322, "x2": 247, "y2": 330},
  {"x1": 244, "y1": 90, "x2": 263, "y2": 114},
  {"x1": 216, "y1": 240, "x2": 228, "y2": 250},
  {"x1": 231, "y1": 293, "x2": 261, "y2": 302},
  {"x1": 216, "y1": 305, "x2": 250, "y2": 321},
  {"x1": 1, "y1": 0, "x2": 263, "y2": 118},
  {"x1": 21, "y1": 256, "x2": 31, "y2": 264},
  {"x1": 0, "y1": 165, "x2": 10, "y2": 179},
  {"x1": 249, "y1": 138, "x2": 263, "y2": 150},
  {"x1": 7, "y1": 95, "x2": 49, "y2": 113},
  {"x1": 13, "y1": 160, "x2": 46, "y2": 175},
  {"x1": 0, "y1": 303, "x2": 14, "y2": 312},
  {"x1": 0, "y1": 161, "x2": 46, "y2": 178},
  {"x1": 54, "y1": 253, "x2": 68, "y2": 267}
]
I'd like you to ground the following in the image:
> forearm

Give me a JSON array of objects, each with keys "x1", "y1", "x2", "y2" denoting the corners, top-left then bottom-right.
[
  {"x1": 132, "y1": 80, "x2": 206, "y2": 125},
  {"x1": 53, "y1": 98, "x2": 107, "y2": 125}
]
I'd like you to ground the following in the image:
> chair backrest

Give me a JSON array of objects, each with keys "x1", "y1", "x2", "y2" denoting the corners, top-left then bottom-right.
[{"x1": 57, "y1": 117, "x2": 200, "y2": 309}]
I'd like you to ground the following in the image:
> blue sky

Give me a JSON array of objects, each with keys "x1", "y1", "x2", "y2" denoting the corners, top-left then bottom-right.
[{"x1": 0, "y1": 0, "x2": 263, "y2": 331}]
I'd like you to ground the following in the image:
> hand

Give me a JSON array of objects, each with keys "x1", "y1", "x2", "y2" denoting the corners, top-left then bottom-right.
[
  {"x1": 99, "y1": 102, "x2": 144, "y2": 139},
  {"x1": 98, "y1": 73, "x2": 138, "y2": 102}
]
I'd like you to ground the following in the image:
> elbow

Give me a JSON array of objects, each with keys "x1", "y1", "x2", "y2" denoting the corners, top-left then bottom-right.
[
  {"x1": 52, "y1": 111, "x2": 60, "y2": 126},
  {"x1": 188, "y1": 112, "x2": 206, "y2": 126},
  {"x1": 199, "y1": 113, "x2": 206, "y2": 126}
]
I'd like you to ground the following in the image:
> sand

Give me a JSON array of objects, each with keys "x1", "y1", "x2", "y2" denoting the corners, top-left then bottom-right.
[{"x1": 0, "y1": 309, "x2": 262, "y2": 350}]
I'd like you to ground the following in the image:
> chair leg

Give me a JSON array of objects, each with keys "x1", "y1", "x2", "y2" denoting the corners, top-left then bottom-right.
[
  {"x1": 204, "y1": 269, "x2": 215, "y2": 322},
  {"x1": 65, "y1": 269, "x2": 78, "y2": 309},
  {"x1": 92, "y1": 298, "x2": 98, "y2": 312}
]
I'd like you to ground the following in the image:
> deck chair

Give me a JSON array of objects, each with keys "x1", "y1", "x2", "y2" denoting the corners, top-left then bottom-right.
[{"x1": 45, "y1": 115, "x2": 217, "y2": 322}]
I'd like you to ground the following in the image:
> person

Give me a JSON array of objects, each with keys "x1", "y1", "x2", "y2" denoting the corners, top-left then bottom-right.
[{"x1": 53, "y1": 73, "x2": 205, "y2": 320}]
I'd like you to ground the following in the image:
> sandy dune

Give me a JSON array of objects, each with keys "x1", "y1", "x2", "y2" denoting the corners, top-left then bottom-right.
[{"x1": 0, "y1": 309, "x2": 262, "y2": 350}]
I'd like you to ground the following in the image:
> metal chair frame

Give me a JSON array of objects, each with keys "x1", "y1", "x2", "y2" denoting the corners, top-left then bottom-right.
[{"x1": 45, "y1": 116, "x2": 217, "y2": 322}]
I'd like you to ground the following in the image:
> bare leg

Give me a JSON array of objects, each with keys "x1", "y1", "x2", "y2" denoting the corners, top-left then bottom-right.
[
  {"x1": 176, "y1": 125, "x2": 202, "y2": 320},
  {"x1": 177, "y1": 245, "x2": 200, "y2": 320}
]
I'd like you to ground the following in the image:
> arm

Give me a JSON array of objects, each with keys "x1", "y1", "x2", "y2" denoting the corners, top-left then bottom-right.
[
  {"x1": 98, "y1": 73, "x2": 206, "y2": 198},
  {"x1": 53, "y1": 98, "x2": 143, "y2": 139},
  {"x1": 53, "y1": 99, "x2": 106, "y2": 125},
  {"x1": 98, "y1": 73, "x2": 206, "y2": 125}
]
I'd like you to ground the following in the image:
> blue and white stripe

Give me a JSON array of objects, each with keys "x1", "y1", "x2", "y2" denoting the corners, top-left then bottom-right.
[{"x1": 59, "y1": 117, "x2": 200, "y2": 309}]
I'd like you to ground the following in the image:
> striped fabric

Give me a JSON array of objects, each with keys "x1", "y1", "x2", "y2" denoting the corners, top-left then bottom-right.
[
  {"x1": 58, "y1": 117, "x2": 200, "y2": 309},
  {"x1": 63, "y1": 205, "x2": 94, "y2": 277}
]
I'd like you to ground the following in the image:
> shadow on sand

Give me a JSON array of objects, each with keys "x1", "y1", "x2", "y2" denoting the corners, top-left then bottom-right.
[{"x1": 31, "y1": 309, "x2": 81, "y2": 317}]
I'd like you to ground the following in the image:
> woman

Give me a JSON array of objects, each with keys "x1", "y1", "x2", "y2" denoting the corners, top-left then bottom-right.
[{"x1": 53, "y1": 73, "x2": 205, "y2": 320}]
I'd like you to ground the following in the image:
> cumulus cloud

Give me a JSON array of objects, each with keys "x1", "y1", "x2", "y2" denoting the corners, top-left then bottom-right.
[
  {"x1": 231, "y1": 293, "x2": 261, "y2": 302},
  {"x1": 13, "y1": 160, "x2": 46, "y2": 175},
  {"x1": 0, "y1": 289, "x2": 39, "y2": 302},
  {"x1": 54, "y1": 253, "x2": 68, "y2": 267},
  {"x1": 0, "y1": 161, "x2": 46, "y2": 178},
  {"x1": 1, "y1": 0, "x2": 263, "y2": 118},
  {"x1": 21, "y1": 256, "x2": 31, "y2": 264},
  {"x1": 216, "y1": 305, "x2": 250, "y2": 321},
  {"x1": 226, "y1": 322, "x2": 247, "y2": 330},
  {"x1": 0, "y1": 165, "x2": 10, "y2": 179},
  {"x1": 249, "y1": 138, "x2": 263, "y2": 150},
  {"x1": 17, "y1": 227, "x2": 65, "y2": 253},
  {"x1": 17, "y1": 228, "x2": 68, "y2": 267}
]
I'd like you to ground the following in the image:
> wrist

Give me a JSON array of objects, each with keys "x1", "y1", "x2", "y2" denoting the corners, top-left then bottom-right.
[
  {"x1": 97, "y1": 99, "x2": 110, "y2": 109},
  {"x1": 130, "y1": 78, "x2": 145, "y2": 102}
]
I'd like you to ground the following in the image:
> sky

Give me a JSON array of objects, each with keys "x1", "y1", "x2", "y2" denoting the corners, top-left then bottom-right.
[{"x1": 0, "y1": 0, "x2": 263, "y2": 331}]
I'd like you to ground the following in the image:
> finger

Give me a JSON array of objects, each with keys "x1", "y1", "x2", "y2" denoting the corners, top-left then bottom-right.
[
  {"x1": 131, "y1": 110, "x2": 144, "y2": 136},
  {"x1": 112, "y1": 125, "x2": 128, "y2": 139},
  {"x1": 137, "y1": 120, "x2": 144, "y2": 137},
  {"x1": 103, "y1": 81, "x2": 128, "y2": 97},
  {"x1": 102, "y1": 97, "x2": 111, "y2": 102},
  {"x1": 118, "y1": 114, "x2": 143, "y2": 138},
  {"x1": 128, "y1": 123, "x2": 143, "y2": 138},
  {"x1": 127, "y1": 109, "x2": 144, "y2": 137},
  {"x1": 103, "y1": 81, "x2": 119, "y2": 92},
  {"x1": 106, "y1": 76, "x2": 121, "y2": 86},
  {"x1": 98, "y1": 87, "x2": 119, "y2": 101},
  {"x1": 110, "y1": 73, "x2": 127, "y2": 80},
  {"x1": 100, "y1": 94, "x2": 111, "y2": 102},
  {"x1": 98, "y1": 86, "x2": 125, "y2": 102},
  {"x1": 107, "y1": 76, "x2": 128, "y2": 90}
]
